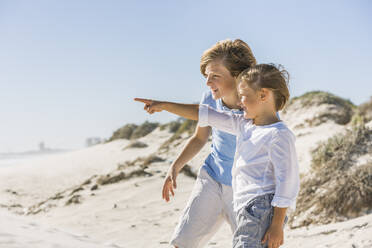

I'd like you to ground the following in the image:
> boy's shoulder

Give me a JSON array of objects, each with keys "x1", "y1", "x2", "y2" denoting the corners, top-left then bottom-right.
[{"x1": 270, "y1": 122, "x2": 296, "y2": 141}]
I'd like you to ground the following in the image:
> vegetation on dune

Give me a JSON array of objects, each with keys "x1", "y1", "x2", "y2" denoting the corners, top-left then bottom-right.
[
  {"x1": 117, "y1": 153, "x2": 165, "y2": 170},
  {"x1": 108, "y1": 116, "x2": 197, "y2": 153},
  {"x1": 108, "y1": 123, "x2": 138, "y2": 141},
  {"x1": 174, "y1": 118, "x2": 197, "y2": 136},
  {"x1": 160, "y1": 118, "x2": 198, "y2": 151},
  {"x1": 108, "y1": 121, "x2": 159, "y2": 141},
  {"x1": 290, "y1": 124, "x2": 372, "y2": 228},
  {"x1": 289, "y1": 91, "x2": 355, "y2": 108},
  {"x1": 130, "y1": 121, "x2": 159, "y2": 139},
  {"x1": 358, "y1": 96, "x2": 372, "y2": 123},
  {"x1": 159, "y1": 120, "x2": 182, "y2": 133},
  {"x1": 96, "y1": 169, "x2": 152, "y2": 186},
  {"x1": 124, "y1": 141, "x2": 148, "y2": 149},
  {"x1": 283, "y1": 91, "x2": 356, "y2": 125},
  {"x1": 142, "y1": 154, "x2": 165, "y2": 166}
]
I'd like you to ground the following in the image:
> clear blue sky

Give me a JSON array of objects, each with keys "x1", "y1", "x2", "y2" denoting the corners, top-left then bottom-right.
[{"x1": 0, "y1": 0, "x2": 371, "y2": 152}]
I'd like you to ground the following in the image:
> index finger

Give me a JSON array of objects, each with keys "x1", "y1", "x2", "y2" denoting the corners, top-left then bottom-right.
[{"x1": 134, "y1": 98, "x2": 153, "y2": 105}]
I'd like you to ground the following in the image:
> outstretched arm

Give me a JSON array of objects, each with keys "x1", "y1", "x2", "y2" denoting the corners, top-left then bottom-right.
[
  {"x1": 134, "y1": 98, "x2": 199, "y2": 121},
  {"x1": 198, "y1": 104, "x2": 241, "y2": 135}
]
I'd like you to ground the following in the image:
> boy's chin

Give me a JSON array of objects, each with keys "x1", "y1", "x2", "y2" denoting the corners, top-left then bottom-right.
[{"x1": 211, "y1": 91, "x2": 221, "y2": 100}]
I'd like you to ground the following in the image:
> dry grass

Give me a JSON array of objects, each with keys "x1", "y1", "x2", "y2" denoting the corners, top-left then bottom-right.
[
  {"x1": 159, "y1": 120, "x2": 182, "y2": 133},
  {"x1": 96, "y1": 169, "x2": 153, "y2": 186},
  {"x1": 160, "y1": 118, "x2": 197, "y2": 151},
  {"x1": 117, "y1": 154, "x2": 165, "y2": 170},
  {"x1": 289, "y1": 124, "x2": 372, "y2": 228},
  {"x1": 124, "y1": 141, "x2": 148, "y2": 149},
  {"x1": 358, "y1": 96, "x2": 372, "y2": 122},
  {"x1": 289, "y1": 91, "x2": 355, "y2": 108}
]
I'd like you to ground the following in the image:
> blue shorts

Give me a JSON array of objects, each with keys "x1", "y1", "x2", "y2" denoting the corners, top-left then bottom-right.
[{"x1": 233, "y1": 193, "x2": 288, "y2": 248}]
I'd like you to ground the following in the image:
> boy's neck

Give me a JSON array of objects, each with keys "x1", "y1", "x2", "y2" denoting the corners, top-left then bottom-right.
[{"x1": 253, "y1": 110, "x2": 280, "y2": 126}]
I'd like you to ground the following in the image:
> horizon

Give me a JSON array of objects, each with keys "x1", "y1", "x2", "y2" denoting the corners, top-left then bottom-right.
[{"x1": 1, "y1": 0, "x2": 371, "y2": 153}]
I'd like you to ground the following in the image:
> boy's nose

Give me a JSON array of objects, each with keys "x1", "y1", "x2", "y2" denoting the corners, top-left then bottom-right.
[{"x1": 205, "y1": 75, "x2": 213, "y2": 86}]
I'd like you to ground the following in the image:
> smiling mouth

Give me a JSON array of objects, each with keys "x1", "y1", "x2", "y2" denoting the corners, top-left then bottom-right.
[{"x1": 211, "y1": 88, "x2": 219, "y2": 93}]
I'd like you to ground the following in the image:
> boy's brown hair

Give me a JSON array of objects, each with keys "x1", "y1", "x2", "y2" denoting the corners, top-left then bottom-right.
[
  {"x1": 200, "y1": 39, "x2": 257, "y2": 77},
  {"x1": 237, "y1": 64, "x2": 290, "y2": 111}
]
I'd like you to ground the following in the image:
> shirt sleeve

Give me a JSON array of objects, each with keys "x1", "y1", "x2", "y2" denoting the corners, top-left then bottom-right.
[
  {"x1": 198, "y1": 104, "x2": 241, "y2": 135},
  {"x1": 269, "y1": 129, "x2": 300, "y2": 211}
]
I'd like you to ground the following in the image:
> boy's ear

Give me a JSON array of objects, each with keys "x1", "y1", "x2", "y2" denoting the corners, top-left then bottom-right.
[{"x1": 259, "y1": 89, "x2": 268, "y2": 101}]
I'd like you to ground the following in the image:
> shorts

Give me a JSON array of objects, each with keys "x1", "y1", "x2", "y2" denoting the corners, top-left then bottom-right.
[
  {"x1": 170, "y1": 167, "x2": 236, "y2": 248},
  {"x1": 233, "y1": 193, "x2": 288, "y2": 248}
]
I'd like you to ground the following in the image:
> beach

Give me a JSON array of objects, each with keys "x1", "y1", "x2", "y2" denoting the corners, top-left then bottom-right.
[
  {"x1": 0, "y1": 93, "x2": 371, "y2": 247},
  {"x1": 0, "y1": 127, "x2": 371, "y2": 247}
]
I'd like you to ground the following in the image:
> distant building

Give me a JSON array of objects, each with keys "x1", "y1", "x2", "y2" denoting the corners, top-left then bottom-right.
[
  {"x1": 39, "y1": 142, "x2": 46, "y2": 151},
  {"x1": 85, "y1": 137, "x2": 102, "y2": 147}
]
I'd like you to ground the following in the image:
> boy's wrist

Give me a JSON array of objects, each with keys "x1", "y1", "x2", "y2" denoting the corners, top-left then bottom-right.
[
  {"x1": 271, "y1": 206, "x2": 287, "y2": 227},
  {"x1": 270, "y1": 220, "x2": 284, "y2": 228},
  {"x1": 171, "y1": 161, "x2": 183, "y2": 172}
]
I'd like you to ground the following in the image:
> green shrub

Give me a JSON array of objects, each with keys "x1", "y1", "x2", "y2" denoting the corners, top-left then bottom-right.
[
  {"x1": 160, "y1": 118, "x2": 198, "y2": 151},
  {"x1": 175, "y1": 118, "x2": 197, "y2": 135},
  {"x1": 159, "y1": 120, "x2": 182, "y2": 133},
  {"x1": 108, "y1": 124, "x2": 138, "y2": 141},
  {"x1": 108, "y1": 121, "x2": 159, "y2": 142},
  {"x1": 131, "y1": 121, "x2": 159, "y2": 139},
  {"x1": 358, "y1": 96, "x2": 372, "y2": 122}
]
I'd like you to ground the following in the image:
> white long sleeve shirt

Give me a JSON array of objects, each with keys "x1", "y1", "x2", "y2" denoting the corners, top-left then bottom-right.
[{"x1": 198, "y1": 104, "x2": 300, "y2": 212}]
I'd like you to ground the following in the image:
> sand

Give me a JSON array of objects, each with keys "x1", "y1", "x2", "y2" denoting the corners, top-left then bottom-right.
[{"x1": 0, "y1": 123, "x2": 371, "y2": 247}]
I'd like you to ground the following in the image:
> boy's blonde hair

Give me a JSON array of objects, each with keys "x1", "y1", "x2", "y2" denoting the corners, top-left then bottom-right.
[
  {"x1": 237, "y1": 64, "x2": 290, "y2": 111},
  {"x1": 200, "y1": 39, "x2": 257, "y2": 77}
]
